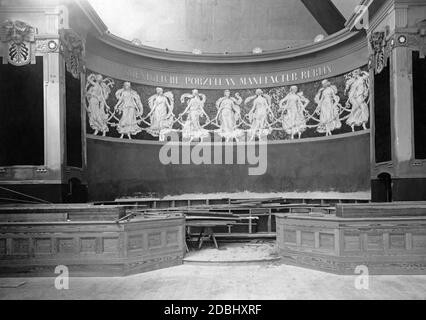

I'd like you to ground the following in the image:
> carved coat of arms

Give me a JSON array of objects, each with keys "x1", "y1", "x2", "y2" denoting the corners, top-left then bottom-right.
[{"x1": 0, "y1": 20, "x2": 36, "y2": 66}]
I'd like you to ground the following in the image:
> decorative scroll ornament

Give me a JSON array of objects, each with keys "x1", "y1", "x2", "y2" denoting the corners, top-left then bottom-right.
[
  {"x1": 0, "y1": 20, "x2": 36, "y2": 66},
  {"x1": 369, "y1": 32, "x2": 389, "y2": 74},
  {"x1": 419, "y1": 37, "x2": 426, "y2": 59},
  {"x1": 416, "y1": 20, "x2": 426, "y2": 58},
  {"x1": 59, "y1": 29, "x2": 85, "y2": 79}
]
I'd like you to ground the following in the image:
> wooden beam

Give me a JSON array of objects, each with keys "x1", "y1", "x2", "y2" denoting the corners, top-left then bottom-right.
[{"x1": 301, "y1": 0, "x2": 347, "y2": 35}]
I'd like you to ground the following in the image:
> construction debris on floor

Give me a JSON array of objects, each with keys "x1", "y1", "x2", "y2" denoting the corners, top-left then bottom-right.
[{"x1": 184, "y1": 241, "x2": 279, "y2": 263}]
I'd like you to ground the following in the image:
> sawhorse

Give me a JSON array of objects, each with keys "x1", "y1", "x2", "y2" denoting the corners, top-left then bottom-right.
[{"x1": 196, "y1": 227, "x2": 219, "y2": 249}]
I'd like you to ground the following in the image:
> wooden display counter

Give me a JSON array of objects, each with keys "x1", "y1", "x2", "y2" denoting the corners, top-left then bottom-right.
[
  {"x1": 276, "y1": 205, "x2": 426, "y2": 275},
  {"x1": 0, "y1": 206, "x2": 185, "y2": 277}
]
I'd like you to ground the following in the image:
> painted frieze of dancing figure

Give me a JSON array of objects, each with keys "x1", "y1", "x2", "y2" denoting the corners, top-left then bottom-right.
[
  {"x1": 279, "y1": 86, "x2": 310, "y2": 140},
  {"x1": 179, "y1": 89, "x2": 210, "y2": 141},
  {"x1": 314, "y1": 79, "x2": 342, "y2": 136},
  {"x1": 245, "y1": 89, "x2": 275, "y2": 141},
  {"x1": 85, "y1": 74, "x2": 114, "y2": 136},
  {"x1": 214, "y1": 90, "x2": 244, "y2": 142},
  {"x1": 145, "y1": 88, "x2": 175, "y2": 141},
  {"x1": 113, "y1": 82, "x2": 143, "y2": 139},
  {"x1": 344, "y1": 69, "x2": 370, "y2": 131}
]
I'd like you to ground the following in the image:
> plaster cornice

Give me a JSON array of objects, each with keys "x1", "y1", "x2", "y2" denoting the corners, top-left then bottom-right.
[
  {"x1": 85, "y1": 33, "x2": 367, "y2": 76},
  {"x1": 95, "y1": 29, "x2": 362, "y2": 65}
]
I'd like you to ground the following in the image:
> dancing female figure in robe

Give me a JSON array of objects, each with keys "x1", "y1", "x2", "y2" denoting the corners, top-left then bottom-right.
[
  {"x1": 214, "y1": 90, "x2": 244, "y2": 142},
  {"x1": 145, "y1": 88, "x2": 175, "y2": 141},
  {"x1": 85, "y1": 74, "x2": 114, "y2": 136},
  {"x1": 114, "y1": 82, "x2": 143, "y2": 139},
  {"x1": 245, "y1": 89, "x2": 275, "y2": 141},
  {"x1": 344, "y1": 69, "x2": 370, "y2": 131},
  {"x1": 315, "y1": 80, "x2": 342, "y2": 136},
  {"x1": 279, "y1": 86, "x2": 310, "y2": 140},
  {"x1": 180, "y1": 89, "x2": 210, "y2": 141}
]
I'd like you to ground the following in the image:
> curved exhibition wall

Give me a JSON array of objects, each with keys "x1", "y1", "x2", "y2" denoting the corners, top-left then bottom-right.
[
  {"x1": 87, "y1": 132, "x2": 370, "y2": 200},
  {"x1": 84, "y1": 29, "x2": 371, "y2": 200}
]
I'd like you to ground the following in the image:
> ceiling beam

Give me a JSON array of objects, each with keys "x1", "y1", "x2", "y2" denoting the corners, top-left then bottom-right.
[{"x1": 301, "y1": 0, "x2": 347, "y2": 35}]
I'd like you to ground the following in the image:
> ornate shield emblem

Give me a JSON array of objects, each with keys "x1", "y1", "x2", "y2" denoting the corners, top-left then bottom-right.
[{"x1": 0, "y1": 20, "x2": 36, "y2": 66}]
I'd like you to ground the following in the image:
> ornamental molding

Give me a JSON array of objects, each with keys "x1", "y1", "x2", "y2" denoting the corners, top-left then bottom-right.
[
  {"x1": 410, "y1": 20, "x2": 426, "y2": 58},
  {"x1": 59, "y1": 28, "x2": 85, "y2": 79},
  {"x1": 392, "y1": 33, "x2": 422, "y2": 51},
  {"x1": 381, "y1": 21, "x2": 426, "y2": 58},
  {"x1": 95, "y1": 28, "x2": 364, "y2": 65},
  {"x1": 368, "y1": 32, "x2": 391, "y2": 74},
  {"x1": 0, "y1": 20, "x2": 36, "y2": 66},
  {"x1": 35, "y1": 39, "x2": 60, "y2": 54}
]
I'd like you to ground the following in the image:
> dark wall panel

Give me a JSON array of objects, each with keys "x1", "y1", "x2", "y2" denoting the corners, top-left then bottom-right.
[
  {"x1": 413, "y1": 51, "x2": 426, "y2": 160},
  {"x1": 66, "y1": 70, "x2": 83, "y2": 168},
  {"x1": 374, "y1": 61, "x2": 392, "y2": 163},
  {"x1": 87, "y1": 132, "x2": 370, "y2": 201},
  {"x1": 392, "y1": 178, "x2": 426, "y2": 201},
  {"x1": 0, "y1": 57, "x2": 44, "y2": 166}
]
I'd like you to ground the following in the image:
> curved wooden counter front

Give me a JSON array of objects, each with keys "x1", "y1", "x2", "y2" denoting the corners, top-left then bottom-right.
[
  {"x1": 276, "y1": 208, "x2": 426, "y2": 275},
  {"x1": 0, "y1": 208, "x2": 185, "y2": 277}
]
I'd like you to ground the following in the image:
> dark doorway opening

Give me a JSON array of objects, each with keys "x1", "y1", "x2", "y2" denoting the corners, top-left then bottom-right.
[{"x1": 375, "y1": 173, "x2": 393, "y2": 203}]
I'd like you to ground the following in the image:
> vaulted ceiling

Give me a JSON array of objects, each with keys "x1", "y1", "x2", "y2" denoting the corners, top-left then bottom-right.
[
  {"x1": 87, "y1": 0, "x2": 361, "y2": 53},
  {"x1": 301, "y1": 0, "x2": 346, "y2": 34}
]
